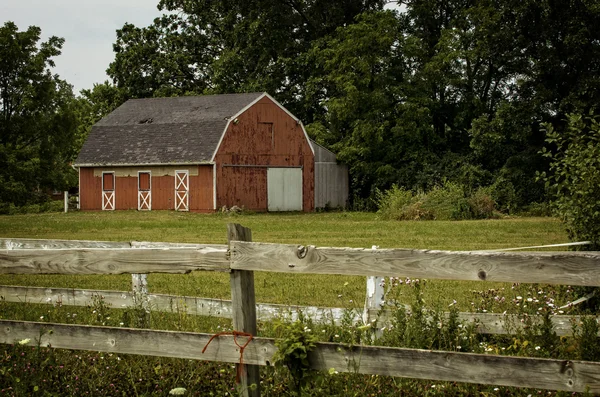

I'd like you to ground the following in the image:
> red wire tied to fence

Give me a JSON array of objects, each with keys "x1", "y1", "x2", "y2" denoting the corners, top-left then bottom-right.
[{"x1": 202, "y1": 331, "x2": 254, "y2": 384}]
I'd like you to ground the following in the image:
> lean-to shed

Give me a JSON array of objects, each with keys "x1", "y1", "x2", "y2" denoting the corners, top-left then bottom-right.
[
  {"x1": 312, "y1": 140, "x2": 349, "y2": 209},
  {"x1": 74, "y1": 92, "x2": 329, "y2": 212}
]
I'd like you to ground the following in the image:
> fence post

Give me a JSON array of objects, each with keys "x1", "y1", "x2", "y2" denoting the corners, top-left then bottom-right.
[
  {"x1": 364, "y1": 275, "x2": 385, "y2": 327},
  {"x1": 64, "y1": 191, "x2": 68, "y2": 213},
  {"x1": 228, "y1": 223, "x2": 260, "y2": 397}
]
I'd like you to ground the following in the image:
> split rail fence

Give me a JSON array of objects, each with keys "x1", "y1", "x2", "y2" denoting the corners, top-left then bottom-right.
[{"x1": 1, "y1": 224, "x2": 600, "y2": 396}]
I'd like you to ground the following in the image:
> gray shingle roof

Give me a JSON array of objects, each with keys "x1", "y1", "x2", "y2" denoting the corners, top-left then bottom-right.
[{"x1": 75, "y1": 92, "x2": 265, "y2": 166}]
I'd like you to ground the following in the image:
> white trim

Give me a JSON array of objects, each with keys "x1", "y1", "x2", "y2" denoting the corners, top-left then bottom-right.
[
  {"x1": 174, "y1": 170, "x2": 189, "y2": 212},
  {"x1": 212, "y1": 163, "x2": 217, "y2": 210},
  {"x1": 74, "y1": 162, "x2": 212, "y2": 168},
  {"x1": 137, "y1": 170, "x2": 152, "y2": 211},
  {"x1": 101, "y1": 172, "x2": 115, "y2": 211},
  {"x1": 78, "y1": 167, "x2": 81, "y2": 210},
  {"x1": 102, "y1": 171, "x2": 115, "y2": 191},
  {"x1": 210, "y1": 92, "x2": 315, "y2": 162}
]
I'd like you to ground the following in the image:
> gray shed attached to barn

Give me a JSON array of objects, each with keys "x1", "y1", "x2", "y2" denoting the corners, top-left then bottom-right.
[{"x1": 311, "y1": 140, "x2": 349, "y2": 209}]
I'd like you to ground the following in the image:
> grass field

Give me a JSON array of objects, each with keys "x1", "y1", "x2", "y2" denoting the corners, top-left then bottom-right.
[{"x1": 0, "y1": 211, "x2": 568, "y2": 309}]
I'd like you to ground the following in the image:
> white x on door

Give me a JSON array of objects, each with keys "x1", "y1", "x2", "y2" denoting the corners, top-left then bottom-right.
[
  {"x1": 138, "y1": 171, "x2": 151, "y2": 211},
  {"x1": 175, "y1": 170, "x2": 189, "y2": 211},
  {"x1": 102, "y1": 172, "x2": 115, "y2": 211}
]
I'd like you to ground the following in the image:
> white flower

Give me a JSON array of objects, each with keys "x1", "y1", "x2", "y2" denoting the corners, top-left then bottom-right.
[
  {"x1": 494, "y1": 387, "x2": 499, "y2": 391},
  {"x1": 516, "y1": 296, "x2": 522, "y2": 300},
  {"x1": 169, "y1": 387, "x2": 187, "y2": 395},
  {"x1": 39, "y1": 316, "x2": 44, "y2": 320},
  {"x1": 535, "y1": 346, "x2": 541, "y2": 350},
  {"x1": 18, "y1": 338, "x2": 30, "y2": 345}
]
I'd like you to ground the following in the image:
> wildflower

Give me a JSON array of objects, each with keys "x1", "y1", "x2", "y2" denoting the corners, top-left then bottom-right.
[
  {"x1": 39, "y1": 316, "x2": 44, "y2": 320},
  {"x1": 328, "y1": 368, "x2": 338, "y2": 375},
  {"x1": 18, "y1": 339, "x2": 30, "y2": 345},
  {"x1": 494, "y1": 388, "x2": 499, "y2": 391},
  {"x1": 516, "y1": 296, "x2": 523, "y2": 300},
  {"x1": 169, "y1": 387, "x2": 187, "y2": 395},
  {"x1": 535, "y1": 346, "x2": 541, "y2": 350}
]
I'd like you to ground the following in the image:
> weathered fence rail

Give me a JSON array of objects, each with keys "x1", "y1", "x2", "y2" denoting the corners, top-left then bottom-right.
[
  {"x1": 2, "y1": 319, "x2": 599, "y2": 393},
  {"x1": 1, "y1": 229, "x2": 600, "y2": 396},
  {"x1": 1, "y1": 284, "x2": 594, "y2": 337}
]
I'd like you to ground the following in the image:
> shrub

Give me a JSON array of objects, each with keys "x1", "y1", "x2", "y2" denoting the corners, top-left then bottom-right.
[
  {"x1": 540, "y1": 113, "x2": 600, "y2": 249},
  {"x1": 421, "y1": 181, "x2": 470, "y2": 220},
  {"x1": 377, "y1": 182, "x2": 476, "y2": 221},
  {"x1": 468, "y1": 187, "x2": 496, "y2": 219},
  {"x1": 490, "y1": 176, "x2": 518, "y2": 214}
]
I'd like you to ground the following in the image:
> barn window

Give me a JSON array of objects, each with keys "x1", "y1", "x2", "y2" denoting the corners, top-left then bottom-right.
[
  {"x1": 102, "y1": 172, "x2": 115, "y2": 191},
  {"x1": 138, "y1": 172, "x2": 151, "y2": 191}
]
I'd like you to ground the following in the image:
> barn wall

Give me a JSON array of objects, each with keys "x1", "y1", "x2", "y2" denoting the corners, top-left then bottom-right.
[
  {"x1": 315, "y1": 163, "x2": 349, "y2": 209},
  {"x1": 79, "y1": 168, "x2": 101, "y2": 210},
  {"x1": 311, "y1": 141, "x2": 349, "y2": 209},
  {"x1": 79, "y1": 165, "x2": 213, "y2": 211},
  {"x1": 214, "y1": 96, "x2": 315, "y2": 212}
]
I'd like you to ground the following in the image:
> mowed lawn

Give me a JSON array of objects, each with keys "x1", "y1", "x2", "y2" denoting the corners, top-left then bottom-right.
[{"x1": 0, "y1": 211, "x2": 568, "y2": 309}]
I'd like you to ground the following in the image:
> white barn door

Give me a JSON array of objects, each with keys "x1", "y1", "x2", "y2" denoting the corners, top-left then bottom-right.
[
  {"x1": 138, "y1": 171, "x2": 151, "y2": 211},
  {"x1": 175, "y1": 170, "x2": 189, "y2": 211},
  {"x1": 102, "y1": 172, "x2": 115, "y2": 211},
  {"x1": 267, "y1": 168, "x2": 302, "y2": 211}
]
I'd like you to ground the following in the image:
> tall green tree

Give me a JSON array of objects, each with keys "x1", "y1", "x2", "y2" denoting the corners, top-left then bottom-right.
[
  {"x1": 107, "y1": 0, "x2": 385, "y2": 121},
  {"x1": 0, "y1": 22, "x2": 78, "y2": 206}
]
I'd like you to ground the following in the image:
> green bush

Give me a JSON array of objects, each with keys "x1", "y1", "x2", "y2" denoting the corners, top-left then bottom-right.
[
  {"x1": 377, "y1": 182, "x2": 496, "y2": 221},
  {"x1": 540, "y1": 113, "x2": 600, "y2": 250},
  {"x1": 490, "y1": 176, "x2": 518, "y2": 214},
  {"x1": 376, "y1": 185, "x2": 425, "y2": 220},
  {"x1": 421, "y1": 181, "x2": 470, "y2": 220},
  {"x1": 468, "y1": 187, "x2": 496, "y2": 219},
  {"x1": 0, "y1": 200, "x2": 63, "y2": 215}
]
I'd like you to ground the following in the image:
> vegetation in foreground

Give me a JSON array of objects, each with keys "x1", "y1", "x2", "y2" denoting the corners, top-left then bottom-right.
[{"x1": 1, "y1": 212, "x2": 598, "y2": 395}]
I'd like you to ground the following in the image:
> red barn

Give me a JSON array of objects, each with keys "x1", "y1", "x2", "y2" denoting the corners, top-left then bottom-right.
[{"x1": 74, "y1": 93, "x2": 320, "y2": 212}]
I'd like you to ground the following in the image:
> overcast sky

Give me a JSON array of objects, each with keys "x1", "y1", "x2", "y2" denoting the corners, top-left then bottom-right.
[{"x1": 1, "y1": 0, "x2": 163, "y2": 94}]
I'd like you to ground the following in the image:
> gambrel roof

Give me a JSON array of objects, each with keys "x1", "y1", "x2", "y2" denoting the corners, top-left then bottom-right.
[{"x1": 74, "y1": 92, "x2": 265, "y2": 166}]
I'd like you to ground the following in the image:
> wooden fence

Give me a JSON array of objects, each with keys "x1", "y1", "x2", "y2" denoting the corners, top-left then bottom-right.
[{"x1": 1, "y1": 224, "x2": 600, "y2": 396}]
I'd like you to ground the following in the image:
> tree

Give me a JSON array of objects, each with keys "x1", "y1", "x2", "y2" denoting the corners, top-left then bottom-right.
[
  {"x1": 541, "y1": 114, "x2": 600, "y2": 250},
  {"x1": 0, "y1": 22, "x2": 78, "y2": 206},
  {"x1": 73, "y1": 82, "x2": 127, "y2": 154},
  {"x1": 107, "y1": 0, "x2": 385, "y2": 121}
]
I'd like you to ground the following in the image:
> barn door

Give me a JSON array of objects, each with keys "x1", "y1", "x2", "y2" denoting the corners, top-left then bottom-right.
[
  {"x1": 102, "y1": 172, "x2": 115, "y2": 211},
  {"x1": 138, "y1": 171, "x2": 151, "y2": 211},
  {"x1": 267, "y1": 168, "x2": 303, "y2": 211},
  {"x1": 175, "y1": 170, "x2": 189, "y2": 211}
]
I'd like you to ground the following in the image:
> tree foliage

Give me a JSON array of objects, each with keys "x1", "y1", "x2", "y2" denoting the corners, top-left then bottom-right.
[
  {"x1": 0, "y1": 22, "x2": 79, "y2": 206},
  {"x1": 541, "y1": 114, "x2": 600, "y2": 249},
  {"x1": 99, "y1": 0, "x2": 600, "y2": 212}
]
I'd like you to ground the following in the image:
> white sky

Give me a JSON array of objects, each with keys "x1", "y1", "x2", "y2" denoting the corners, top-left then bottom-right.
[{"x1": 1, "y1": 0, "x2": 163, "y2": 94}]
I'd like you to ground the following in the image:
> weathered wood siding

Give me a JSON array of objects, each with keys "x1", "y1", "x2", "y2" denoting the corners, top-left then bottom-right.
[
  {"x1": 214, "y1": 96, "x2": 314, "y2": 212},
  {"x1": 312, "y1": 141, "x2": 348, "y2": 209},
  {"x1": 79, "y1": 166, "x2": 213, "y2": 211}
]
